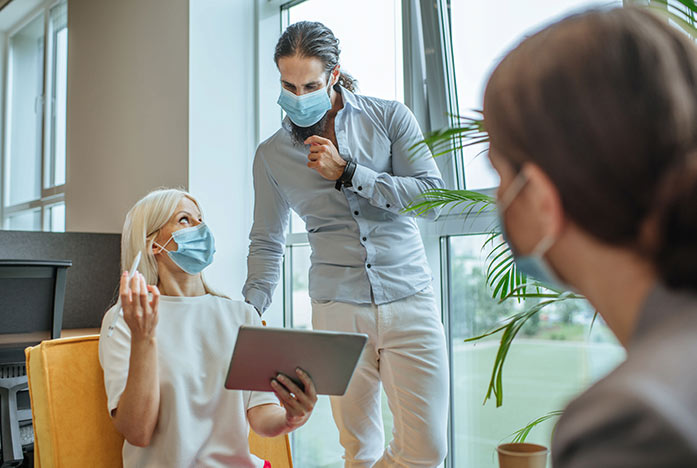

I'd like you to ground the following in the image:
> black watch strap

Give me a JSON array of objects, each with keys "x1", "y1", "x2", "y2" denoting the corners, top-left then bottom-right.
[{"x1": 335, "y1": 160, "x2": 357, "y2": 191}]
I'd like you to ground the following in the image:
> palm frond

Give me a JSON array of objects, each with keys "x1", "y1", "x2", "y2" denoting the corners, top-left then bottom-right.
[
  {"x1": 410, "y1": 111, "x2": 487, "y2": 159},
  {"x1": 464, "y1": 294, "x2": 575, "y2": 407},
  {"x1": 588, "y1": 310, "x2": 599, "y2": 338},
  {"x1": 403, "y1": 188, "x2": 495, "y2": 217},
  {"x1": 509, "y1": 410, "x2": 564, "y2": 443},
  {"x1": 483, "y1": 236, "x2": 535, "y2": 302}
]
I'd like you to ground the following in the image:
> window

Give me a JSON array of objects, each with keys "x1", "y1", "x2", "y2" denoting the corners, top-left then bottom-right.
[
  {"x1": 444, "y1": 234, "x2": 624, "y2": 467},
  {"x1": 285, "y1": 243, "x2": 395, "y2": 467},
  {"x1": 442, "y1": 2, "x2": 625, "y2": 466},
  {"x1": 285, "y1": 0, "x2": 403, "y2": 103},
  {"x1": 258, "y1": 2, "x2": 631, "y2": 467},
  {"x1": 449, "y1": 0, "x2": 621, "y2": 190},
  {"x1": 1, "y1": 1, "x2": 68, "y2": 231},
  {"x1": 280, "y1": 1, "x2": 403, "y2": 465},
  {"x1": 284, "y1": 0, "x2": 404, "y2": 236}
]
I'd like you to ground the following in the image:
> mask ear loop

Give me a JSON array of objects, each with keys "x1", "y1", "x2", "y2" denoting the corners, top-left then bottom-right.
[
  {"x1": 501, "y1": 170, "x2": 559, "y2": 258},
  {"x1": 498, "y1": 171, "x2": 529, "y2": 213},
  {"x1": 531, "y1": 234, "x2": 556, "y2": 257},
  {"x1": 153, "y1": 235, "x2": 174, "y2": 255}
]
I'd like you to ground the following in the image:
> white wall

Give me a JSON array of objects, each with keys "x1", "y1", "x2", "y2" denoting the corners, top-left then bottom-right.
[
  {"x1": 65, "y1": 0, "x2": 189, "y2": 233},
  {"x1": 188, "y1": 0, "x2": 257, "y2": 301},
  {"x1": 63, "y1": 0, "x2": 279, "y2": 320}
]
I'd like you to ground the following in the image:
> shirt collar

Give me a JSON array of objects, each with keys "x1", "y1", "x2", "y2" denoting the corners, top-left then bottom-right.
[
  {"x1": 280, "y1": 85, "x2": 361, "y2": 132},
  {"x1": 338, "y1": 85, "x2": 362, "y2": 113}
]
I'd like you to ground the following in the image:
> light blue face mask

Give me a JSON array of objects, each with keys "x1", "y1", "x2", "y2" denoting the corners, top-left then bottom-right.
[
  {"x1": 277, "y1": 82, "x2": 332, "y2": 128},
  {"x1": 155, "y1": 223, "x2": 216, "y2": 275},
  {"x1": 497, "y1": 172, "x2": 569, "y2": 291}
]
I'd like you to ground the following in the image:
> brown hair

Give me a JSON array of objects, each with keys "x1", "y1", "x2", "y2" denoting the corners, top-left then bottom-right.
[
  {"x1": 274, "y1": 21, "x2": 357, "y2": 93},
  {"x1": 483, "y1": 7, "x2": 697, "y2": 291}
]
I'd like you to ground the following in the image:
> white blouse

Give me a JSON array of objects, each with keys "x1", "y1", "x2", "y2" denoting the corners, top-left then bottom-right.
[{"x1": 99, "y1": 294, "x2": 278, "y2": 468}]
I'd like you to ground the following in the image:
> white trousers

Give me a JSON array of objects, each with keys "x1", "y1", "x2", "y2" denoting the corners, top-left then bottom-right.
[{"x1": 311, "y1": 286, "x2": 449, "y2": 468}]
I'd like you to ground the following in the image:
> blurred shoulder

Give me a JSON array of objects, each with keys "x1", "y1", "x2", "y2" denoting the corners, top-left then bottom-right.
[{"x1": 553, "y1": 359, "x2": 697, "y2": 467}]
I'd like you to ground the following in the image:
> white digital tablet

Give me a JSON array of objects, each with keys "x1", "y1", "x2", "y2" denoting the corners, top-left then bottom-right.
[{"x1": 225, "y1": 325, "x2": 368, "y2": 396}]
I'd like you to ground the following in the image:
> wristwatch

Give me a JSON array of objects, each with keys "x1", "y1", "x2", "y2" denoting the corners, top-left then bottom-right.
[{"x1": 335, "y1": 160, "x2": 357, "y2": 191}]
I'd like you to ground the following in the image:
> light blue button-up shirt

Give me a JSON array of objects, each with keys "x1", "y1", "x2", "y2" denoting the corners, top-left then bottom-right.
[{"x1": 243, "y1": 87, "x2": 443, "y2": 313}]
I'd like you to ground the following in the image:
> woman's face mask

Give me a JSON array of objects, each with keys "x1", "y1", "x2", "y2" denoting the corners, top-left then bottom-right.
[
  {"x1": 154, "y1": 223, "x2": 216, "y2": 275},
  {"x1": 277, "y1": 80, "x2": 332, "y2": 128},
  {"x1": 497, "y1": 171, "x2": 569, "y2": 291}
]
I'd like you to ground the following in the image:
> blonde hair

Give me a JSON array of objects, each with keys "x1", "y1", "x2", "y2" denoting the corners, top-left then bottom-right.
[{"x1": 121, "y1": 188, "x2": 223, "y2": 297}]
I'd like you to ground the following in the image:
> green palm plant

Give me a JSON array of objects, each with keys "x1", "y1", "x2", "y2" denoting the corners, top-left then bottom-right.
[
  {"x1": 406, "y1": 0, "x2": 697, "y2": 442},
  {"x1": 407, "y1": 118, "x2": 584, "y2": 410}
]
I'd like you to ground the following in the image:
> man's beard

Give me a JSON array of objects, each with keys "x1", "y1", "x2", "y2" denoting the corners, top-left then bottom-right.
[{"x1": 289, "y1": 112, "x2": 329, "y2": 146}]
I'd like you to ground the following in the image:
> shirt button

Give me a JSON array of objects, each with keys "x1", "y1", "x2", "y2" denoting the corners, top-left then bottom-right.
[
  {"x1": 367, "y1": 264, "x2": 372, "y2": 269},
  {"x1": 386, "y1": 203, "x2": 391, "y2": 208},
  {"x1": 357, "y1": 186, "x2": 363, "y2": 191},
  {"x1": 354, "y1": 211, "x2": 359, "y2": 216},
  {"x1": 362, "y1": 237, "x2": 367, "y2": 241}
]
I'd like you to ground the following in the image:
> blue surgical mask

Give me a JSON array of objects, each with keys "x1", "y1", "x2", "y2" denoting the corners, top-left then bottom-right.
[
  {"x1": 155, "y1": 223, "x2": 216, "y2": 275},
  {"x1": 277, "y1": 83, "x2": 332, "y2": 128},
  {"x1": 497, "y1": 172, "x2": 569, "y2": 291}
]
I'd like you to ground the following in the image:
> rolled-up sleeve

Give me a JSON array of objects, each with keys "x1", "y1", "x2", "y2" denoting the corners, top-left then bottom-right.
[
  {"x1": 242, "y1": 147, "x2": 290, "y2": 314},
  {"x1": 347, "y1": 101, "x2": 444, "y2": 219}
]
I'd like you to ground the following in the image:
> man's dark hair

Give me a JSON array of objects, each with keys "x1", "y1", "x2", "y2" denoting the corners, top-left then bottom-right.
[{"x1": 274, "y1": 21, "x2": 357, "y2": 92}]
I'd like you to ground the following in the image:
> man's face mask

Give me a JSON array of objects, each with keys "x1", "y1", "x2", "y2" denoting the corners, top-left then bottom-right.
[
  {"x1": 154, "y1": 223, "x2": 216, "y2": 275},
  {"x1": 497, "y1": 171, "x2": 569, "y2": 291},
  {"x1": 277, "y1": 80, "x2": 332, "y2": 128}
]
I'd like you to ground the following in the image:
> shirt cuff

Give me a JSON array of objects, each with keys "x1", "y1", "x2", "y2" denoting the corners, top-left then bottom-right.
[
  {"x1": 347, "y1": 163, "x2": 378, "y2": 199},
  {"x1": 244, "y1": 288, "x2": 269, "y2": 315}
]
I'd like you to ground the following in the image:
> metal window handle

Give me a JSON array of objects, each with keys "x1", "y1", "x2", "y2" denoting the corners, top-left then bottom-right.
[{"x1": 34, "y1": 95, "x2": 45, "y2": 114}]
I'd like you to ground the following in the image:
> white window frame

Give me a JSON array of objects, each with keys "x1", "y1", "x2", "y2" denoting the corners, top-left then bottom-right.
[{"x1": 0, "y1": 0, "x2": 67, "y2": 231}]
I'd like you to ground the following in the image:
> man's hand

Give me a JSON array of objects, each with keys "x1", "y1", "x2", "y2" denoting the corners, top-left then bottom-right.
[{"x1": 304, "y1": 135, "x2": 347, "y2": 181}]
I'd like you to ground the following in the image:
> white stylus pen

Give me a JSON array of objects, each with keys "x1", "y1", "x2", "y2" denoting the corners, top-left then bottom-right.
[{"x1": 107, "y1": 251, "x2": 142, "y2": 337}]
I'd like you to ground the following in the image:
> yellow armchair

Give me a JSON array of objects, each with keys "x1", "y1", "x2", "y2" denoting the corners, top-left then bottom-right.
[{"x1": 25, "y1": 335, "x2": 292, "y2": 468}]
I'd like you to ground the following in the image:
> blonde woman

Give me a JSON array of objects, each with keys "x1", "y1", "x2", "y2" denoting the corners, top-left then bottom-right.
[{"x1": 99, "y1": 188, "x2": 316, "y2": 468}]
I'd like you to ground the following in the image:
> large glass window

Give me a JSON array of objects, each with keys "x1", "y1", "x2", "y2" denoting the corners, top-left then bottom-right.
[
  {"x1": 449, "y1": 0, "x2": 621, "y2": 190},
  {"x1": 285, "y1": 243, "x2": 394, "y2": 468},
  {"x1": 266, "y1": 2, "x2": 633, "y2": 467},
  {"x1": 280, "y1": 3, "x2": 403, "y2": 463},
  {"x1": 284, "y1": 0, "x2": 404, "y2": 236},
  {"x1": 6, "y1": 14, "x2": 45, "y2": 207},
  {"x1": 1, "y1": 1, "x2": 68, "y2": 231},
  {"x1": 444, "y1": 6, "x2": 627, "y2": 461},
  {"x1": 286, "y1": 0, "x2": 403, "y2": 103},
  {"x1": 48, "y1": 3, "x2": 68, "y2": 189},
  {"x1": 7, "y1": 207, "x2": 41, "y2": 231},
  {"x1": 446, "y1": 234, "x2": 625, "y2": 467}
]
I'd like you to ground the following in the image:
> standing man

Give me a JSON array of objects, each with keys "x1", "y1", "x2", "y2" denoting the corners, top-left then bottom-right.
[{"x1": 244, "y1": 21, "x2": 448, "y2": 468}]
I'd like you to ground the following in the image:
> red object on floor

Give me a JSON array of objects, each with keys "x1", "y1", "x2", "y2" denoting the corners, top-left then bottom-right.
[{"x1": 263, "y1": 462, "x2": 271, "y2": 468}]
